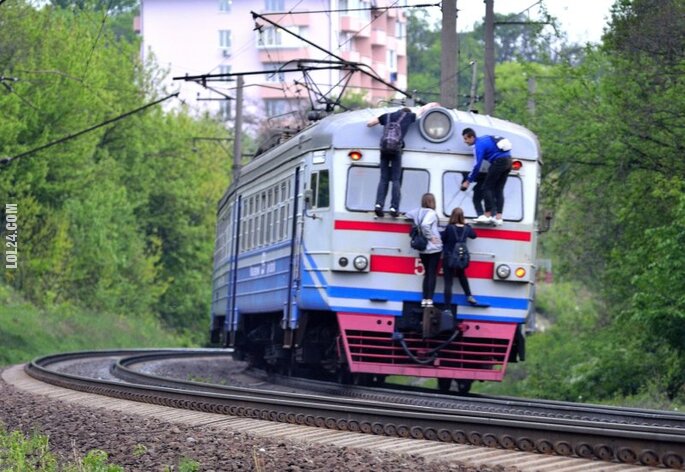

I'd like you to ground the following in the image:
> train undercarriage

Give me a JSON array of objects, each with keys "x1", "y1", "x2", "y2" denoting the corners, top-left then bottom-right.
[{"x1": 212, "y1": 307, "x2": 525, "y2": 395}]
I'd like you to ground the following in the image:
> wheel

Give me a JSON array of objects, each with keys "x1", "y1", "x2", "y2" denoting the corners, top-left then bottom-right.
[
  {"x1": 454, "y1": 379, "x2": 473, "y2": 394},
  {"x1": 437, "y1": 378, "x2": 452, "y2": 392},
  {"x1": 336, "y1": 367, "x2": 352, "y2": 385}
]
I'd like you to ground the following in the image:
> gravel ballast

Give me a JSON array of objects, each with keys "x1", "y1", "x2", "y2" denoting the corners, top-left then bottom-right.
[{"x1": 0, "y1": 367, "x2": 514, "y2": 472}]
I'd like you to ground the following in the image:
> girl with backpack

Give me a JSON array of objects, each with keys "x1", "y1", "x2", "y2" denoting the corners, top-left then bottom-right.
[
  {"x1": 441, "y1": 207, "x2": 478, "y2": 311},
  {"x1": 405, "y1": 193, "x2": 443, "y2": 307}
]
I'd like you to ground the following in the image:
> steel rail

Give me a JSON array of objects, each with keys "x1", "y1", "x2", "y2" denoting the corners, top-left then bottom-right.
[{"x1": 25, "y1": 349, "x2": 685, "y2": 469}]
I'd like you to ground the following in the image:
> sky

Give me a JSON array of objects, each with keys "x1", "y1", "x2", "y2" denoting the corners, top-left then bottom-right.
[{"x1": 411, "y1": 0, "x2": 616, "y2": 44}]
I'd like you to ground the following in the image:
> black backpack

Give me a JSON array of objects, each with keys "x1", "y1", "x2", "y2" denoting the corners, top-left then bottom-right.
[
  {"x1": 445, "y1": 225, "x2": 470, "y2": 270},
  {"x1": 380, "y1": 112, "x2": 406, "y2": 153},
  {"x1": 409, "y1": 210, "x2": 428, "y2": 251}
]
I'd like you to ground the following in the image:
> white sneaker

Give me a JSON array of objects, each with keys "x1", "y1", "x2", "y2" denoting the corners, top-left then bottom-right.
[
  {"x1": 421, "y1": 299, "x2": 427, "y2": 307},
  {"x1": 493, "y1": 218, "x2": 503, "y2": 226},
  {"x1": 473, "y1": 214, "x2": 493, "y2": 224}
]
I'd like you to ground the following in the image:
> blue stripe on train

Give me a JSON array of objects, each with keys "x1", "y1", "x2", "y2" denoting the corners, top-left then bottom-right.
[
  {"x1": 327, "y1": 285, "x2": 529, "y2": 310},
  {"x1": 329, "y1": 305, "x2": 525, "y2": 322}
]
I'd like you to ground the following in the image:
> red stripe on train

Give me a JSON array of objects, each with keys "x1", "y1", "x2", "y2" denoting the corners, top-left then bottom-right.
[
  {"x1": 371, "y1": 254, "x2": 495, "y2": 278},
  {"x1": 334, "y1": 219, "x2": 531, "y2": 241}
]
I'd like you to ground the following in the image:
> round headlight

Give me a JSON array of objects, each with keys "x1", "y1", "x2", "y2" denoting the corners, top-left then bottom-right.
[
  {"x1": 420, "y1": 109, "x2": 453, "y2": 142},
  {"x1": 338, "y1": 257, "x2": 349, "y2": 268},
  {"x1": 496, "y1": 264, "x2": 511, "y2": 279},
  {"x1": 353, "y1": 255, "x2": 369, "y2": 271}
]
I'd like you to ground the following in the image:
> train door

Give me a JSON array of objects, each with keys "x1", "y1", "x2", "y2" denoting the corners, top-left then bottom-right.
[
  {"x1": 282, "y1": 166, "x2": 302, "y2": 346},
  {"x1": 224, "y1": 195, "x2": 241, "y2": 346}
]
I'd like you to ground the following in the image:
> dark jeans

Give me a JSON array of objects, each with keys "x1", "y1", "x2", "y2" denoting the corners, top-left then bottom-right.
[
  {"x1": 419, "y1": 252, "x2": 441, "y2": 300},
  {"x1": 375, "y1": 150, "x2": 402, "y2": 210},
  {"x1": 444, "y1": 267, "x2": 472, "y2": 307},
  {"x1": 472, "y1": 172, "x2": 486, "y2": 216},
  {"x1": 483, "y1": 157, "x2": 512, "y2": 215}
]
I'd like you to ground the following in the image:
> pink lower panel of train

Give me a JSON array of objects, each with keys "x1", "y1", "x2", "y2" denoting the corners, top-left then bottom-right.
[{"x1": 337, "y1": 312, "x2": 517, "y2": 380}]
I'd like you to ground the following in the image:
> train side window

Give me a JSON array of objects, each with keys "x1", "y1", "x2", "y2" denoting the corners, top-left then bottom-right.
[
  {"x1": 345, "y1": 166, "x2": 429, "y2": 212},
  {"x1": 442, "y1": 171, "x2": 524, "y2": 221},
  {"x1": 309, "y1": 170, "x2": 330, "y2": 209}
]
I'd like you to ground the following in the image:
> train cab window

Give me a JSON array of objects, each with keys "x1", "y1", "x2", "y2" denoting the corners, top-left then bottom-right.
[
  {"x1": 346, "y1": 166, "x2": 429, "y2": 212},
  {"x1": 309, "y1": 170, "x2": 330, "y2": 208},
  {"x1": 442, "y1": 171, "x2": 523, "y2": 220}
]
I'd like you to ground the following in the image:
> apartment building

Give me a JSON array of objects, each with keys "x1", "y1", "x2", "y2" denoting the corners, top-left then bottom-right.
[{"x1": 138, "y1": 0, "x2": 408, "y2": 123}]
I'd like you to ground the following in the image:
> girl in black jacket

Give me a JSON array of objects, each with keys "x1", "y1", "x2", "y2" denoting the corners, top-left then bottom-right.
[{"x1": 441, "y1": 207, "x2": 478, "y2": 311}]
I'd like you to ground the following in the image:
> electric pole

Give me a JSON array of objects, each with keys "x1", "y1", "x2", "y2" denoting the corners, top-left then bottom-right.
[
  {"x1": 468, "y1": 60, "x2": 478, "y2": 110},
  {"x1": 440, "y1": 1, "x2": 458, "y2": 109},
  {"x1": 484, "y1": 0, "x2": 495, "y2": 115},
  {"x1": 232, "y1": 75, "x2": 243, "y2": 183}
]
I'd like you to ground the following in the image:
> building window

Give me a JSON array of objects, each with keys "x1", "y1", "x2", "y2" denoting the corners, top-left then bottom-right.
[
  {"x1": 219, "y1": 0, "x2": 231, "y2": 12},
  {"x1": 219, "y1": 64, "x2": 231, "y2": 81},
  {"x1": 265, "y1": 0, "x2": 284, "y2": 11},
  {"x1": 395, "y1": 21, "x2": 405, "y2": 39},
  {"x1": 265, "y1": 99, "x2": 292, "y2": 117},
  {"x1": 219, "y1": 30, "x2": 231, "y2": 49},
  {"x1": 265, "y1": 63, "x2": 285, "y2": 82},
  {"x1": 387, "y1": 49, "x2": 396, "y2": 72},
  {"x1": 257, "y1": 27, "x2": 282, "y2": 47}
]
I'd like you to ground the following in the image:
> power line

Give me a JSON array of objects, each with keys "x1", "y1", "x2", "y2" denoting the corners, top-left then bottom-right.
[
  {"x1": 81, "y1": 0, "x2": 115, "y2": 80},
  {"x1": 259, "y1": 3, "x2": 439, "y2": 16},
  {"x1": 0, "y1": 92, "x2": 179, "y2": 168}
]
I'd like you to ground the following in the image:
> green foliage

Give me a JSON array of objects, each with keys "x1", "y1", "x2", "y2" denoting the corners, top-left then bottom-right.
[
  {"x1": 473, "y1": 283, "x2": 684, "y2": 408},
  {"x1": 0, "y1": 423, "x2": 126, "y2": 471},
  {"x1": 0, "y1": 425, "x2": 57, "y2": 471},
  {"x1": 0, "y1": 2, "x2": 230, "y2": 339},
  {"x1": 0, "y1": 283, "x2": 190, "y2": 368},
  {"x1": 338, "y1": 90, "x2": 372, "y2": 110}
]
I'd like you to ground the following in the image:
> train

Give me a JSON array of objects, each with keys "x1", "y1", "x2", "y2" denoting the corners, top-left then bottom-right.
[{"x1": 209, "y1": 105, "x2": 541, "y2": 393}]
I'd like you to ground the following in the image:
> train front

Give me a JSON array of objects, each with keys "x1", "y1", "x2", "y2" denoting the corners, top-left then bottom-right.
[{"x1": 300, "y1": 106, "x2": 540, "y2": 392}]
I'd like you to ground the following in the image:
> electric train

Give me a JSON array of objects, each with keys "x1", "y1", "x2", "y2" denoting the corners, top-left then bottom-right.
[{"x1": 209, "y1": 105, "x2": 540, "y2": 393}]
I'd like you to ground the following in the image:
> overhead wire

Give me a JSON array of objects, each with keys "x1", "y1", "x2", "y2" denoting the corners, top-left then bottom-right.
[
  {"x1": 81, "y1": 0, "x2": 116, "y2": 80},
  {"x1": 0, "y1": 92, "x2": 179, "y2": 168}
]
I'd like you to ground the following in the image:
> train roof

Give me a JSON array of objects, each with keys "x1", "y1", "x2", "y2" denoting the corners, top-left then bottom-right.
[
  {"x1": 309, "y1": 106, "x2": 541, "y2": 160},
  {"x1": 226, "y1": 107, "x2": 540, "y2": 206}
]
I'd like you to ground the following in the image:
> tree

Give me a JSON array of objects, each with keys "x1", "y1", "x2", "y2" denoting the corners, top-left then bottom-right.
[{"x1": 1, "y1": 2, "x2": 231, "y2": 338}]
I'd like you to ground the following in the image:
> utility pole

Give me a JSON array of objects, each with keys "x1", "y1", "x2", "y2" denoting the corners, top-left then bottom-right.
[
  {"x1": 232, "y1": 76, "x2": 243, "y2": 183},
  {"x1": 484, "y1": 0, "x2": 495, "y2": 115},
  {"x1": 440, "y1": 0, "x2": 458, "y2": 109},
  {"x1": 468, "y1": 60, "x2": 478, "y2": 110}
]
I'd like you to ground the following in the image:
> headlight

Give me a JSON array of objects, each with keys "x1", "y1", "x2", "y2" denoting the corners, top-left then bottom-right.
[
  {"x1": 496, "y1": 264, "x2": 511, "y2": 279},
  {"x1": 353, "y1": 255, "x2": 369, "y2": 271},
  {"x1": 419, "y1": 108, "x2": 453, "y2": 142},
  {"x1": 338, "y1": 257, "x2": 349, "y2": 268}
]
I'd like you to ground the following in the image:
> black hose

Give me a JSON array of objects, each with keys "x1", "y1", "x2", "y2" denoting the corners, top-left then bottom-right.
[{"x1": 393, "y1": 328, "x2": 462, "y2": 365}]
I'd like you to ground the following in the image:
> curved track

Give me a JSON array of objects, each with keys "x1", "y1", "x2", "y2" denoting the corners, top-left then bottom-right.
[{"x1": 24, "y1": 349, "x2": 685, "y2": 469}]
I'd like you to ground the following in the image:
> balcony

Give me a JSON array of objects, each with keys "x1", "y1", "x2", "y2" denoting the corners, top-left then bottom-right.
[
  {"x1": 340, "y1": 16, "x2": 369, "y2": 37},
  {"x1": 371, "y1": 28, "x2": 386, "y2": 46},
  {"x1": 341, "y1": 50, "x2": 361, "y2": 63}
]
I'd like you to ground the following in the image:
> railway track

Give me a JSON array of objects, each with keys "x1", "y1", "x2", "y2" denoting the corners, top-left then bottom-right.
[{"x1": 19, "y1": 349, "x2": 685, "y2": 469}]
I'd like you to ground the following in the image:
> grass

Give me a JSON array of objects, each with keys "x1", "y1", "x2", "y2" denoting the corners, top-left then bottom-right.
[
  {"x1": 0, "y1": 423, "x2": 204, "y2": 471},
  {"x1": 0, "y1": 284, "x2": 194, "y2": 368}
]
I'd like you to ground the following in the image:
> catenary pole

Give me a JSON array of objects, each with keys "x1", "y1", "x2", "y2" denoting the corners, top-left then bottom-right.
[
  {"x1": 440, "y1": 0, "x2": 458, "y2": 109},
  {"x1": 484, "y1": 0, "x2": 495, "y2": 115}
]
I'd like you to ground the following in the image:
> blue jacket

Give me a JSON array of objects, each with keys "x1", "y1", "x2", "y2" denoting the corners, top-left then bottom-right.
[{"x1": 466, "y1": 136, "x2": 511, "y2": 183}]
